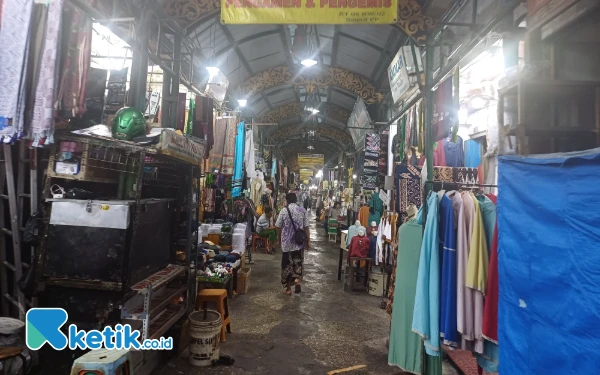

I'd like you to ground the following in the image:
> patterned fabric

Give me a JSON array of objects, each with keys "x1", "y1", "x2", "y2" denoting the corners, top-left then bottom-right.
[
  {"x1": 30, "y1": 0, "x2": 64, "y2": 143},
  {"x1": 55, "y1": 1, "x2": 93, "y2": 119},
  {"x1": 275, "y1": 203, "x2": 308, "y2": 252},
  {"x1": 209, "y1": 117, "x2": 237, "y2": 175},
  {"x1": 203, "y1": 188, "x2": 215, "y2": 212},
  {"x1": 396, "y1": 165, "x2": 423, "y2": 223},
  {"x1": 281, "y1": 250, "x2": 303, "y2": 287},
  {"x1": 433, "y1": 166, "x2": 454, "y2": 182},
  {"x1": 454, "y1": 167, "x2": 479, "y2": 184},
  {"x1": 0, "y1": 0, "x2": 34, "y2": 138},
  {"x1": 386, "y1": 241, "x2": 399, "y2": 315}
]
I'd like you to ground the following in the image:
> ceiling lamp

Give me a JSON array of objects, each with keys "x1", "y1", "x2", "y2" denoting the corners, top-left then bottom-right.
[
  {"x1": 307, "y1": 145, "x2": 314, "y2": 150},
  {"x1": 292, "y1": 25, "x2": 317, "y2": 67},
  {"x1": 206, "y1": 67, "x2": 220, "y2": 78},
  {"x1": 237, "y1": 99, "x2": 247, "y2": 107}
]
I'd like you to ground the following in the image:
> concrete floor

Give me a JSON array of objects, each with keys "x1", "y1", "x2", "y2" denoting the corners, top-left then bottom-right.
[{"x1": 154, "y1": 212, "x2": 459, "y2": 375}]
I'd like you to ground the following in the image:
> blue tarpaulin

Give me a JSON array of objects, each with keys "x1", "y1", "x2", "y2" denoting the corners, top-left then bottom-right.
[{"x1": 498, "y1": 148, "x2": 600, "y2": 374}]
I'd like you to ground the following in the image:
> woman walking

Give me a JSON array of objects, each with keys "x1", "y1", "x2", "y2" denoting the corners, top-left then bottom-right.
[{"x1": 276, "y1": 193, "x2": 310, "y2": 295}]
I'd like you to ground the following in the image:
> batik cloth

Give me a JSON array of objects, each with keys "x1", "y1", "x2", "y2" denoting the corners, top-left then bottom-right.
[
  {"x1": 439, "y1": 194, "x2": 458, "y2": 347},
  {"x1": 433, "y1": 166, "x2": 454, "y2": 182},
  {"x1": 388, "y1": 219, "x2": 423, "y2": 373},
  {"x1": 209, "y1": 117, "x2": 237, "y2": 175},
  {"x1": 454, "y1": 167, "x2": 479, "y2": 185},
  {"x1": 412, "y1": 192, "x2": 441, "y2": 356},
  {"x1": 0, "y1": 0, "x2": 34, "y2": 138},
  {"x1": 281, "y1": 250, "x2": 303, "y2": 287},
  {"x1": 203, "y1": 188, "x2": 216, "y2": 212},
  {"x1": 395, "y1": 165, "x2": 422, "y2": 223}
]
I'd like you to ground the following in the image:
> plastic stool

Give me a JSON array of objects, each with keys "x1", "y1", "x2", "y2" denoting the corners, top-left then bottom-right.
[
  {"x1": 195, "y1": 289, "x2": 232, "y2": 342},
  {"x1": 251, "y1": 233, "x2": 270, "y2": 254}
]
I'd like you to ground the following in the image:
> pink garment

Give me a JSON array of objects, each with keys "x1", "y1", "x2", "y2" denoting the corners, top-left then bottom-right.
[
  {"x1": 458, "y1": 192, "x2": 484, "y2": 352},
  {"x1": 433, "y1": 140, "x2": 447, "y2": 166}
]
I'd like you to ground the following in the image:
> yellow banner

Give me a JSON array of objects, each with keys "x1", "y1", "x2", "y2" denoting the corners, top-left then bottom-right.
[
  {"x1": 298, "y1": 154, "x2": 324, "y2": 169},
  {"x1": 299, "y1": 168, "x2": 314, "y2": 182},
  {"x1": 221, "y1": 0, "x2": 398, "y2": 24}
]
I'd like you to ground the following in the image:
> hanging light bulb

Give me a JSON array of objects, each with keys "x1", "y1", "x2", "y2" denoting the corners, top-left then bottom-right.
[
  {"x1": 301, "y1": 59, "x2": 318, "y2": 67},
  {"x1": 206, "y1": 67, "x2": 220, "y2": 79},
  {"x1": 237, "y1": 99, "x2": 247, "y2": 107}
]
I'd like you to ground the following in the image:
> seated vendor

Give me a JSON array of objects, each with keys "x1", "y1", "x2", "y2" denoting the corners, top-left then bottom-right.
[{"x1": 257, "y1": 207, "x2": 277, "y2": 253}]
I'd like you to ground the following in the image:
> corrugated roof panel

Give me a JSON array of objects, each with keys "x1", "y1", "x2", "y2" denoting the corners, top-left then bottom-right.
[
  {"x1": 238, "y1": 34, "x2": 287, "y2": 73},
  {"x1": 226, "y1": 25, "x2": 279, "y2": 42},
  {"x1": 339, "y1": 25, "x2": 393, "y2": 49},
  {"x1": 329, "y1": 89, "x2": 357, "y2": 109},
  {"x1": 336, "y1": 38, "x2": 380, "y2": 78}
]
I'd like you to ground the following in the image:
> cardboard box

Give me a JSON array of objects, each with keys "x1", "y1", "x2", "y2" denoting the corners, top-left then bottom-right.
[{"x1": 236, "y1": 268, "x2": 251, "y2": 294}]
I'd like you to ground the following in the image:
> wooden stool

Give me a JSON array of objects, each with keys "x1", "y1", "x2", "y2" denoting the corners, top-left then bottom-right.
[
  {"x1": 195, "y1": 289, "x2": 232, "y2": 342},
  {"x1": 0, "y1": 347, "x2": 27, "y2": 375},
  {"x1": 251, "y1": 233, "x2": 270, "y2": 254}
]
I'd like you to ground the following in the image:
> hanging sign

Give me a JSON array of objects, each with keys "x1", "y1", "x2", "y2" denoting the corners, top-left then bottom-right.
[
  {"x1": 298, "y1": 154, "x2": 324, "y2": 169},
  {"x1": 157, "y1": 130, "x2": 206, "y2": 165},
  {"x1": 299, "y1": 168, "x2": 314, "y2": 182},
  {"x1": 221, "y1": 0, "x2": 398, "y2": 25},
  {"x1": 388, "y1": 48, "x2": 410, "y2": 105}
]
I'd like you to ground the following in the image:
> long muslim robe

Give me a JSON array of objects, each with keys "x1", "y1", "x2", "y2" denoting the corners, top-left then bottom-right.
[
  {"x1": 440, "y1": 194, "x2": 458, "y2": 347},
  {"x1": 388, "y1": 218, "x2": 423, "y2": 373},
  {"x1": 412, "y1": 192, "x2": 440, "y2": 356}
]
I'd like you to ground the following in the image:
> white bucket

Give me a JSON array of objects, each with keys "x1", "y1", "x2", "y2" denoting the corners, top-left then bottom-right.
[{"x1": 188, "y1": 310, "x2": 223, "y2": 367}]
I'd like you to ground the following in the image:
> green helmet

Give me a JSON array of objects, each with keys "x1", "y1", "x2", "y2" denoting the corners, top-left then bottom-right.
[{"x1": 112, "y1": 107, "x2": 146, "y2": 141}]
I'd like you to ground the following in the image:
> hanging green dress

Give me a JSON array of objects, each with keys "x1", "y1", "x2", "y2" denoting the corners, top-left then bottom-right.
[{"x1": 388, "y1": 218, "x2": 423, "y2": 373}]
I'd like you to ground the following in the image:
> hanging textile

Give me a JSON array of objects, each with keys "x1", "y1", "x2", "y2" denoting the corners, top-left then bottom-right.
[
  {"x1": 457, "y1": 192, "x2": 476, "y2": 350},
  {"x1": 209, "y1": 117, "x2": 237, "y2": 175},
  {"x1": 477, "y1": 193, "x2": 499, "y2": 373},
  {"x1": 412, "y1": 192, "x2": 441, "y2": 356},
  {"x1": 232, "y1": 122, "x2": 245, "y2": 197},
  {"x1": 464, "y1": 139, "x2": 482, "y2": 168},
  {"x1": 186, "y1": 98, "x2": 195, "y2": 135},
  {"x1": 194, "y1": 95, "x2": 214, "y2": 153},
  {"x1": 397, "y1": 115, "x2": 406, "y2": 161},
  {"x1": 432, "y1": 77, "x2": 454, "y2": 141},
  {"x1": 432, "y1": 166, "x2": 453, "y2": 182},
  {"x1": 55, "y1": 1, "x2": 93, "y2": 119},
  {"x1": 368, "y1": 191, "x2": 384, "y2": 224},
  {"x1": 482, "y1": 194, "x2": 498, "y2": 342},
  {"x1": 466, "y1": 193, "x2": 488, "y2": 354},
  {"x1": 29, "y1": 0, "x2": 64, "y2": 143},
  {"x1": 453, "y1": 167, "x2": 479, "y2": 184},
  {"x1": 395, "y1": 165, "x2": 422, "y2": 223},
  {"x1": 475, "y1": 194, "x2": 496, "y2": 251},
  {"x1": 0, "y1": 0, "x2": 34, "y2": 138},
  {"x1": 444, "y1": 135, "x2": 464, "y2": 168},
  {"x1": 245, "y1": 127, "x2": 257, "y2": 179},
  {"x1": 363, "y1": 132, "x2": 380, "y2": 189},
  {"x1": 439, "y1": 194, "x2": 458, "y2": 347},
  {"x1": 388, "y1": 218, "x2": 423, "y2": 373},
  {"x1": 433, "y1": 141, "x2": 446, "y2": 167}
]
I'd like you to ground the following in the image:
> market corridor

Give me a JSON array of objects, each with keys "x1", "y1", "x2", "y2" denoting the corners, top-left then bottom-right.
[{"x1": 154, "y1": 213, "x2": 459, "y2": 375}]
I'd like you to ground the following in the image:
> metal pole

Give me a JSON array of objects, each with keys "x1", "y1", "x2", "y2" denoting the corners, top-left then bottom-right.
[
  {"x1": 423, "y1": 40, "x2": 435, "y2": 210},
  {"x1": 170, "y1": 34, "x2": 182, "y2": 129}
]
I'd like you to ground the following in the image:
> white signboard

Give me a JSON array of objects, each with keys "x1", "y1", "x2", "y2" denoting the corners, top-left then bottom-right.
[{"x1": 388, "y1": 48, "x2": 410, "y2": 105}]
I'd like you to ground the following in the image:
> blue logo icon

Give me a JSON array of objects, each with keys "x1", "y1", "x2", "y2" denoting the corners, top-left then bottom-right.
[
  {"x1": 26, "y1": 307, "x2": 173, "y2": 351},
  {"x1": 26, "y1": 308, "x2": 69, "y2": 350}
]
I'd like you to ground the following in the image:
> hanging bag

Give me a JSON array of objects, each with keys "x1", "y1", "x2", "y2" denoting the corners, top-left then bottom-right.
[{"x1": 286, "y1": 205, "x2": 306, "y2": 246}]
